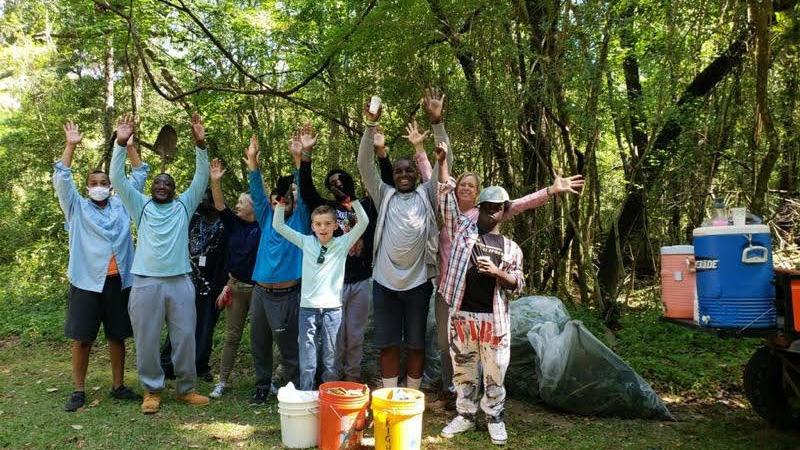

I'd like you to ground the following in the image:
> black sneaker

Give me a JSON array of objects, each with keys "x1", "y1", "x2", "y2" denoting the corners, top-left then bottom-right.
[
  {"x1": 250, "y1": 387, "x2": 269, "y2": 406},
  {"x1": 110, "y1": 385, "x2": 142, "y2": 401},
  {"x1": 199, "y1": 372, "x2": 214, "y2": 383},
  {"x1": 64, "y1": 391, "x2": 86, "y2": 412}
]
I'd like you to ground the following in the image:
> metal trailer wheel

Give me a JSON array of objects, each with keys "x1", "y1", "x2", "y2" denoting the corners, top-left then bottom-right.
[{"x1": 743, "y1": 345, "x2": 800, "y2": 430}]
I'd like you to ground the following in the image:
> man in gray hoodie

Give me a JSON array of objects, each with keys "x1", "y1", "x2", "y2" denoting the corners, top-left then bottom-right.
[{"x1": 357, "y1": 92, "x2": 452, "y2": 389}]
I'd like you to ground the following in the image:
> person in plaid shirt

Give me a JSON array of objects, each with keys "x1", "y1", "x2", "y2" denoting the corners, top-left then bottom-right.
[{"x1": 434, "y1": 141, "x2": 522, "y2": 446}]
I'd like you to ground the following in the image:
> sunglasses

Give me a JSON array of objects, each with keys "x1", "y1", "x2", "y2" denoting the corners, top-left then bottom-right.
[{"x1": 317, "y1": 246, "x2": 329, "y2": 264}]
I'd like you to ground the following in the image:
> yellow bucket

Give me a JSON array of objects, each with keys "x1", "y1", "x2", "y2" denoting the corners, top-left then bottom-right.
[{"x1": 371, "y1": 388, "x2": 425, "y2": 450}]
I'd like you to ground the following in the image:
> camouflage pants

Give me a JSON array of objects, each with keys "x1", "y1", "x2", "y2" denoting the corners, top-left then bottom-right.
[{"x1": 449, "y1": 309, "x2": 510, "y2": 422}]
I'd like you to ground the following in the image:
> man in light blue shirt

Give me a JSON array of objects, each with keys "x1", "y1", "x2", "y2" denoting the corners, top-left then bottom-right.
[
  {"x1": 110, "y1": 113, "x2": 211, "y2": 414},
  {"x1": 54, "y1": 122, "x2": 149, "y2": 412},
  {"x1": 244, "y1": 135, "x2": 310, "y2": 404}
]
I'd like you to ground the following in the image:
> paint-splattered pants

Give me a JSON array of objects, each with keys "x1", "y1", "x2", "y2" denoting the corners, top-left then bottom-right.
[{"x1": 449, "y1": 309, "x2": 510, "y2": 422}]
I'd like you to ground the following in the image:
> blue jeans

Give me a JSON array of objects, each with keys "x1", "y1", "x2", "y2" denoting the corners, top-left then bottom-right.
[{"x1": 298, "y1": 307, "x2": 342, "y2": 391}]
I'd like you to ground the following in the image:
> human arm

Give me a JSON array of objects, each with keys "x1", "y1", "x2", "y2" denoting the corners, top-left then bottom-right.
[
  {"x1": 59, "y1": 122, "x2": 82, "y2": 168},
  {"x1": 53, "y1": 122, "x2": 82, "y2": 217},
  {"x1": 125, "y1": 136, "x2": 150, "y2": 193},
  {"x1": 109, "y1": 114, "x2": 146, "y2": 216},
  {"x1": 343, "y1": 200, "x2": 370, "y2": 247},
  {"x1": 178, "y1": 114, "x2": 211, "y2": 213},
  {"x1": 210, "y1": 158, "x2": 226, "y2": 211},
  {"x1": 272, "y1": 202, "x2": 304, "y2": 248},
  {"x1": 503, "y1": 174, "x2": 585, "y2": 220},
  {"x1": 403, "y1": 120, "x2": 432, "y2": 183},
  {"x1": 244, "y1": 136, "x2": 270, "y2": 225},
  {"x1": 372, "y1": 126, "x2": 396, "y2": 186},
  {"x1": 297, "y1": 127, "x2": 326, "y2": 211},
  {"x1": 477, "y1": 246, "x2": 524, "y2": 291},
  {"x1": 357, "y1": 100, "x2": 386, "y2": 204}
]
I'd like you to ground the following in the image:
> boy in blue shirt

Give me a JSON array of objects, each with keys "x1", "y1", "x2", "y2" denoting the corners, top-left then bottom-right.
[
  {"x1": 274, "y1": 193, "x2": 369, "y2": 390},
  {"x1": 245, "y1": 134, "x2": 310, "y2": 404}
]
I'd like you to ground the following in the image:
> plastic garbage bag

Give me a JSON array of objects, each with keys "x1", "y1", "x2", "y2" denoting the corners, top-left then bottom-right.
[
  {"x1": 506, "y1": 296, "x2": 571, "y2": 399},
  {"x1": 422, "y1": 296, "x2": 442, "y2": 389},
  {"x1": 528, "y1": 320, "x2": 674, "y2": 420}
]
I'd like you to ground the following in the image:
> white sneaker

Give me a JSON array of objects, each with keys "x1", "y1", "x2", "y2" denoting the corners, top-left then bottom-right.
[
  {"x1": 209, "y1": 383, "x2": 226, "y2": 399},
  {"x1": 441, "y1": 415, "x2": 475, "y2": 438},
  {"x1": 487, "y1": 421, "x2": 507, "y2": 445}
]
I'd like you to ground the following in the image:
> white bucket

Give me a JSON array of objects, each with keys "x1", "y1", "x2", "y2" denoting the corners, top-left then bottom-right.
[{"x1": 278, "y1": 399, "x2": 319, "y2": 449}]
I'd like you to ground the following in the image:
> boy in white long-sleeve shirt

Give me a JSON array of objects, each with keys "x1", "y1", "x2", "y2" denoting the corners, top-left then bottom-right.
[{"x1": 273, "y1": 184, "x2": 369, "y2": 391}]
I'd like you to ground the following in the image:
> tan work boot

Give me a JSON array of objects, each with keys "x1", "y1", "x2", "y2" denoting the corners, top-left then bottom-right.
[
  {"x1": 177, "y1": 391, "x2": 209, "y2": 406},
  {"x1": 141, "y1": 391, "x2": 161, "y2": 414}
]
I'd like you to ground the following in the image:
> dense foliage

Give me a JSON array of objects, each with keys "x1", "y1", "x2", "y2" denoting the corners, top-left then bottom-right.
[{"x1": 1, "y1": 0, "x2": 798, "y2": 326}]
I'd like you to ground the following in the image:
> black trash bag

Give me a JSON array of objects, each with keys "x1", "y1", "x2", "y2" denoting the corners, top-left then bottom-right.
[
  {"x1": 506, "y1": 296, "x2": 571, "y2": 399},
  {"x1": 528, "y1": 320, "x2": 674, "y2": 420}
]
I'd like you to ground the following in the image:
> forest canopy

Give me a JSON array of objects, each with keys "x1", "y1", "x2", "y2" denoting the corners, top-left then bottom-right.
[{"x1": 0, "y1": 0, "x2": 798, "y2": 325}]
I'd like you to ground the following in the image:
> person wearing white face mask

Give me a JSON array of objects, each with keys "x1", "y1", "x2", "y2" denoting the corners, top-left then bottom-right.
[{"x1": 53, "y1": 122, "x2": 150, "y2": 412}]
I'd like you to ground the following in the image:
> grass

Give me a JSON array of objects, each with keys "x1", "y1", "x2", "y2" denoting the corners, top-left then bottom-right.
[
  {"x1": 1, "y1": 309, "x2": 798, "y2": 449},
  {"x1": 0, "y1": 259, "x2": 797, "y2": 449}
]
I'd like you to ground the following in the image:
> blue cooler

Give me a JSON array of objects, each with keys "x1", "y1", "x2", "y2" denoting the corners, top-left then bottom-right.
[{"x1": 692, "y1": 225, "x2": 776, "y2": 329}]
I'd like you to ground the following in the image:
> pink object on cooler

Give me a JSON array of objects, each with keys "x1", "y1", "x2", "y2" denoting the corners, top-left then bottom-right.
[{"x1": 660, "y1": 245, "x2": 696, "y2": 319}]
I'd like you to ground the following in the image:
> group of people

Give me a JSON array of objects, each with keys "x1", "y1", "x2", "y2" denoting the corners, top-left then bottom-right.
[{"x1": 53, "y1": 89, "x2": 583, "y2": 446}]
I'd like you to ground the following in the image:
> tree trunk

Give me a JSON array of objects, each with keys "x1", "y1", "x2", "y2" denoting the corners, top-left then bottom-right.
[{"x1": 100, "y1": 35, "x2": 115, "y2": 172}]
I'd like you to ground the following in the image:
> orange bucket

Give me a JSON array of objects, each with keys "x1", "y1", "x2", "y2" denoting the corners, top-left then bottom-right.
[{"x1": 318, "y1": 381, "x2": 370, "y2": 450}]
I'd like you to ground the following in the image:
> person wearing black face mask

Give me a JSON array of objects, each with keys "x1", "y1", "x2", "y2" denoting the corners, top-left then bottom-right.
[
  {"x1": 53, "y1": 122, "x2": 149, "y2": 412},
  {"x1": 160, "y1": 188, "x2": 228, "y2": 383}
]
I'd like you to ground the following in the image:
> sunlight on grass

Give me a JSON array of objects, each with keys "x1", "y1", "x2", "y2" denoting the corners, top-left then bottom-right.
[{"x1": 178, "y1": 421, "x2": 257, "y2": 442}]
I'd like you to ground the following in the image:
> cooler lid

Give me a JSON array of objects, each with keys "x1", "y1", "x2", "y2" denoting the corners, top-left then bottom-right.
[
  {"x1": 692, "y1": 225, "x2": 771, "y2": 237},
  {"x1": 660, "y1": 245, "x2": 694, "y2": 255}
]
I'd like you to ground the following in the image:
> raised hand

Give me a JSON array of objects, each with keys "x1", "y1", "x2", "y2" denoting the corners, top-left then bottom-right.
[
  {"x1": 363, "y1": 98, "x2": 382, "y2": 123},
  {"x1": 116, "y1": 114, "x2": 135, "y2": 146},
  {"x1": 210, "y1": 158, "x2": 226, "y2": 182},
  {"x1": 550, "y1": 173, "x2": 585, "y2": 195},
  {"x1": 243, "y1": 135, "x2": 260, "y2": 170},
  {"x1": 435, "y1": 141, "x2": 448, "y2": 163},
  {"x1": 373, "y1": 125, "x2": 386, "y2": 149},
  {"x1": 403, "y1": 120, "x2": 429, "y2": 148},
  {"x1": 299, "y1": 122, "x2": 317, "y2": 151},
  {"x1": 191, "y1": 113, "x2": 206, "y2": 147},
  {"x1": 63, "y1": 122, "x2": 82, "y2": 147},
  {"x1": 423, "y1": 88, "x2": 445, "y2": 124}
]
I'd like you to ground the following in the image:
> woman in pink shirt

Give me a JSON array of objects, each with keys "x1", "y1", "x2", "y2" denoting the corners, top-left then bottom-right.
[{"x1": 405, "y1": 91, "x2": 584, "y2": 408}]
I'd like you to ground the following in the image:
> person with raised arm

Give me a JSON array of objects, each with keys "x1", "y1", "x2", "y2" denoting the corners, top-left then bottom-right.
[
  {"x1": 357, "y1": 96, "x2": 447, "y2": 390},
  {"x1": 297, "y1": 122, "x2": 388, "y2": 383},
  {"x1": 273, "y1": 179, "x2": 369, "y2": 391},
  {"x1": 435, "y1": 142, "x2": 523, "y2": 446},
  {"x1": 109, "y1": 113, "x2": 210, "y2": 414},
  {"x1": 206, "y1": 158, "x2": 261, "y2": 399},
  {"x1": 54, "y1": 122, "x2": 149, "y2": 412},
  {"x1": 245, "y1": 134, "x2": 310, "y2": 404},
  {"x1": 408, "y1": 88, "x2": 584, "y2": 409}
]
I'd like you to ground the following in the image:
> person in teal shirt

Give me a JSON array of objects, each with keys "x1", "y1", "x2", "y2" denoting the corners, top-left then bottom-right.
[
  {"x1": 109, "y1": 113, "x2": 211, "y2": 414},
  {"x1": 54, "y1": 122, "x2": 149, "y2": 412}
]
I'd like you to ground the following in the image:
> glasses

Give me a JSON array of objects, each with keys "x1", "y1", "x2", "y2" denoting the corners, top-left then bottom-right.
[{"x1": 317, "y1": 246, "x2": 329, "y2": 264}]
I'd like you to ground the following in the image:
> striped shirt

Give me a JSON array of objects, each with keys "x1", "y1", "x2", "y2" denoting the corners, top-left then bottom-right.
[{"x1": 438, "y1": 180, "x2": 525, "y2": 338}]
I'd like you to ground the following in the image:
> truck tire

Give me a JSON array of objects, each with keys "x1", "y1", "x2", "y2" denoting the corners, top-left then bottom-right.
[{"x1": 743, "y1": 345, "x2": 800, "y2": 430}]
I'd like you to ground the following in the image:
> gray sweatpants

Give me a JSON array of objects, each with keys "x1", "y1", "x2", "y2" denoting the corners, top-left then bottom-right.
[
  {"x1": 129, "y1": 274, "x2": 197, "y2": 395},
  {"x1": 335, "y1": 278, "x2": 371, "y2": 380},
  {"x1": 250, "y1": 285, "x2": 300, "y2": 389}
]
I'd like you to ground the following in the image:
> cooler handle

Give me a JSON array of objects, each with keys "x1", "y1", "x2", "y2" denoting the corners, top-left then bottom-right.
[
  {"x1": 685, "y1": 256, "x2": 696, "y2": 273},
  {"x1": 741, "y1": 246, "x2": 768, "y2": 264}
]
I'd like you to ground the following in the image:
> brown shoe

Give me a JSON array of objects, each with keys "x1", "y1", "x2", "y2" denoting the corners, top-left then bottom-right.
[
  {"x1": 177, "y1": 391, "x2": 209, "y2": 406},
  {"x1": 141, "y1": 391, "x2": 161, "y2": 414}
]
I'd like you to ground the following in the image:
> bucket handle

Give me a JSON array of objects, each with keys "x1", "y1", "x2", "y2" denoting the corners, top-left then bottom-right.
[{"x1": 741, "y1": 245, "x2": 768, "y2": 264}]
